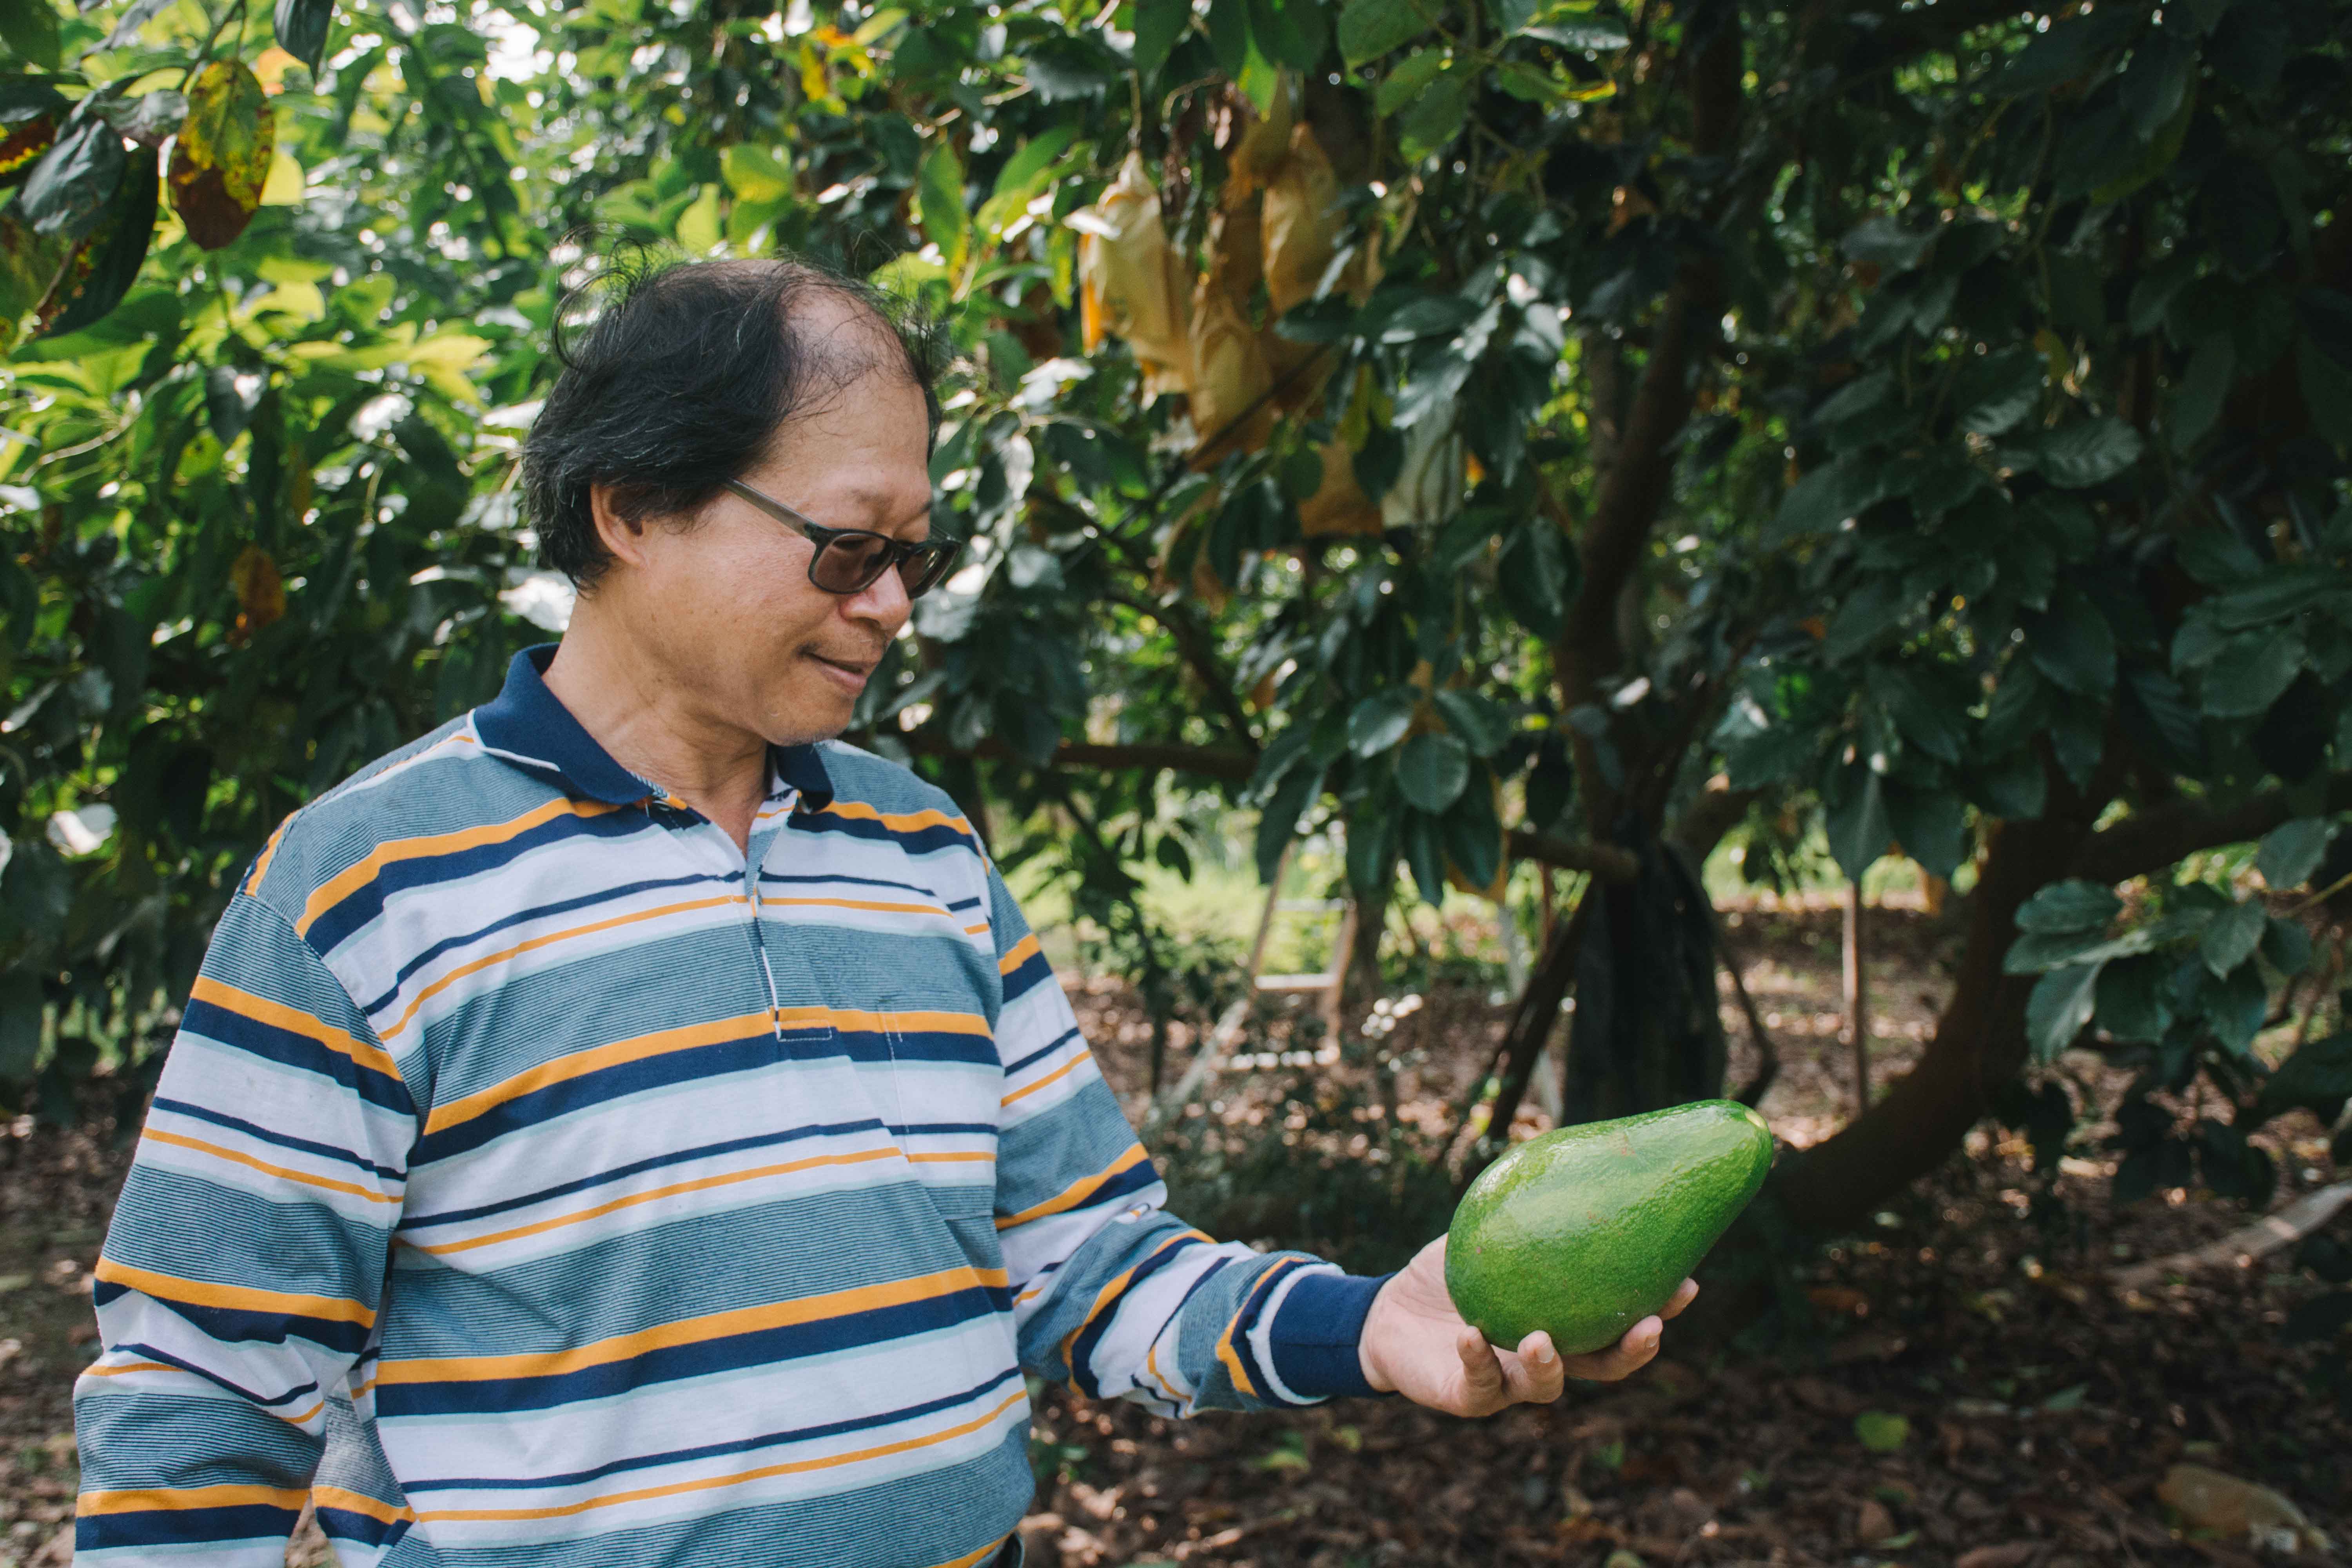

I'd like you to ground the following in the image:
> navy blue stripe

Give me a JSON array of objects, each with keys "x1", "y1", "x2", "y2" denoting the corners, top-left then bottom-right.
[
  {"x1": 102, "y1": 1276, "x2": 371, "y2": 1354},
  {"x1": 401, "y1": 1364, "x2": 1024, "y2": 1494},
  {"x1": 80, "y1": 1504, "x2": 305, "y2": 1552},
  {"x1": 113, "y1": 1338, "x2": 325, "y2": 1410},
  {"x1": 792, "y1": 811, "x2": 971, "y2": 857},
  {"x1": 376, "y1": 1285, "x2": 1011, "y2": 1417},
  {"x1": 1004, "y1": 1027, "x2": 1081, "y2": 1077},
  {"x1": 149, "y1": 1098, "x2": 405, "y2": 1183},
  {"x1": 1078, "y1": 1159, "x2": 1161, "y2": 1216},
  {"x1": 1069, "y1": 1239, "x2": 1199, "y2": 1399},
  {"x1": 314, "y1": 1507, "x2": 411, "y2": 1551},
  {"x1": 410, "y1": 1029, "x2": 780, "y2": 1165},
  {"x1": 402, "y1": 1118, "x2": 891, "y2": 1230},
  {"x1": 357, "y1": 869, "x2": 736, "y2": 1016},
  {"x1": 182, "y1": 998, "x2": 413, "y2": 1118},
  {"x1": 759, "y1": 871, "x2": 946, "y2": 899},
  {"x1": 1001, "y1": 950, "x2": 1053, "y2": 1004},
  {"x1": 307, "y1": 806, "x2": 652, "y2": 954},
  {"x1": 869, "y1": 1026, "x2": 999, "y2": 1067}
]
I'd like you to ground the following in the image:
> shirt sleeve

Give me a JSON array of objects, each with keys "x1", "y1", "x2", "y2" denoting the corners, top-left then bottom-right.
[
  {"x1": 74, "y1": 893, "x2": 416, "y2": 1565},
  {"x1": 983, "y1": 860, "x2": 1387, "y2": 1414}
]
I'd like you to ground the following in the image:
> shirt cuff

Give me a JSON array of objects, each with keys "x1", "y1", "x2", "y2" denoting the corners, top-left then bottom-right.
[{"x1": 1266, "y1": 1269, "x2": 1395, "y2": 1400}]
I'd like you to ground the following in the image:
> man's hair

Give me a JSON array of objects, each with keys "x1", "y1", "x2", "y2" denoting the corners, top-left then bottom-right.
[{"x1": 521, "y1": 251, "x2": 943, "y2": 590}]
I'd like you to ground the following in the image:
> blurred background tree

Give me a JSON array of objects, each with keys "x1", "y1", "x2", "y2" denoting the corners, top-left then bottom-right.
[{"x1": 0, "y1": 0, "x2": 2347, "y2": 1369}]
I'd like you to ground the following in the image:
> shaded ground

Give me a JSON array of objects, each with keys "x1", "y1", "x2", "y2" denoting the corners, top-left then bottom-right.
[{"x1": 0, "y1": 903, "x2": 2344, "y2": 1567}]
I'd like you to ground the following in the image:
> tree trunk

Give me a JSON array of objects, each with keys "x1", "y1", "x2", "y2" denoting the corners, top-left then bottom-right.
[
  {"x1": 1843, "y1": 880, "x2": 1868, "y2": 1118},
  {"x1": 1772, "y1": 811, "x2": 2088, "y2": 1232}
]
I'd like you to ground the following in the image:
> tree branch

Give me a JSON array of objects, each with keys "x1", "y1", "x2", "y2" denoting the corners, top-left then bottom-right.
[
  {"x1": 1106, "y1": 591, "x2": 1261, "y2": 756},
  {"x1": 1506, "y1": 828, "x2": 1639, "y2": 884},
  {"x1": 2067, "y1": 773, "x2": 2352, "y2": 887}
]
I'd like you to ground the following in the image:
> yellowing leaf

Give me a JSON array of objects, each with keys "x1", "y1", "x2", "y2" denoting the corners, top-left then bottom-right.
[
  {"x1": 169, "y1": 60, "x2": 275, "y2": 249},
  {"x1": 1186, "y1": 272, "x2": 1272, "y2": 464},
  {"x1": 1262, "y1": 125, "x2": 1341, "y2": 317},
  {"x1": 228, "y1": 544, "x2": 284, "y2": 645},
  {"x1": 1069, "y1": 152, "x2": 1191, "y2": 394},
  {"x1": 1298, "y1": 441, "x2": 1381, "y2": 537},
  {"x1": 260, "y1": 148, "x2": 303, "y2": 206}
]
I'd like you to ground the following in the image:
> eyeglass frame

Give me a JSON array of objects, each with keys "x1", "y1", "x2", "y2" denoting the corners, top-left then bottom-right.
[{"x1": 720, "y1": 478, "x2": 963, "y2": 599}]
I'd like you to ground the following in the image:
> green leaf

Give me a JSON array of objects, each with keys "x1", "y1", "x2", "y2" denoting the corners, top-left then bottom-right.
[
  {"x1": 0, "y1": 0, "x2": 61, "y2": 70},
  {"x1": 18, "y1": 107, "x2": 126, "y2": 242},
  {"x1": 1255, "y1": 763, "x2": 1326, "y2": 882},
  {"x1": 1970, "y1": 749, "x2": 2047, "y2": 820},
  {"x1": 1338, "y1": 0, "x2": 1436, "y2": 65},
  {"x1": 2262, "y1": 915, "x2": 2312, "y2": 977},
  {"x1": 917, "y1": 140, "x2": 967, "y2": 259},
  {"x1": 2094, "y1": 956, "x2": 2174, "y2": 1044},
  {"x1": 2035, "y1": 417, "x2": 2144, "y2": 488},
  {"x1": 2027, "y1": 962, "x2": 2105, "y2": 1062},
  {"x1": 2016, "y1": 879, "x2": 2122, "y2": 934},
  {"x1": 722, "y1": 143, "x2": 795, "y2": 203},
  {"x1": 34, "y1": 144, "x2": 157, "y2": 340},
  {"x1": 1400, "y1": 808, "x2": 1447, "y2": 903},
  {"x1": 1396, "y1": 69, "x2": 1468, "y2": 158},
  {"x1": 273, "y1": 0, "x2": 335, "y2": 76},
  {"x1": 1884, "y1": 783, "x2": 1967, "y2": 880},
  {"x1": 2209, "y1": 566, "x2": 2347, "y2": 631},
  {"x1": 1431, "y1": 687, "x2": 1511, "y2": 757},
  {"x1": 1396, "y1": 731, "x2": 1470, "y2": 812},
  {"x1": 2024, "y1": 586, "x2": 2116, "y2": 696},
  {"x1": 1867, "y1": 667, "x2": 1966, "y2": 764},
  {"x1": 1347, "y1": 689, "x2": 1417, "y2": 756},
  {"x1": 1841, "y1": 216, "x2": 1937, "y2": 272},
  {"x1": 2257, "y1": 818, "x2": 2334, "y2": 889},
  {"x1": 1770, "y1": 453, "x2": 1893, "y2": 543},
  {"x1": 2256, "y1": 1031, "x2": 2352, "y2": 1124},
  {"x1": 1953, "y1": 347, "x2": 2044, "y2": 437},
  {"x1": 1853, "y1": 1412, "x2": 1909, "y2": 1452},
  {"x1": 2200, "y1": 898, "x2": 2266, "y2": 978},
  {"x1": 2168, "y1": 333, "x2": 2233, "y2": 453},
  {"x1": 2200, "y1": 629, "x2": 2304, "y2": 719},
  {"x1": 1375, "y1": 47, "x2": 1447, "y2": 117},
  {"x1": 1521, "y1": 18, "x2": 1627, "y2": 49},
  {"x1": 1825, "y1": 764, "x2": 1890, "y2": 882},
  {"x1": 1132, "y1": 0, "x2": 1192, "y2": 76}
]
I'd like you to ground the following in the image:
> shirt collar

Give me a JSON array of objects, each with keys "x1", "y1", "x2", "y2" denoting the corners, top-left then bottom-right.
[{"x1": 475, "y1": 644, "x2": 835, "y2": 811}]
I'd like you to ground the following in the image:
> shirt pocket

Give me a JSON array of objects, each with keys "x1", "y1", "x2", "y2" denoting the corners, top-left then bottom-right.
[{"x1": 879, "y1": 993, "x2": 1001, "y2": 1162}]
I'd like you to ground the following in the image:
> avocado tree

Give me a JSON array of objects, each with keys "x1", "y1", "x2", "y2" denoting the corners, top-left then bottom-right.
[{"x1": 0, "y1": 0, "x2": 2348, "y2": 1367}]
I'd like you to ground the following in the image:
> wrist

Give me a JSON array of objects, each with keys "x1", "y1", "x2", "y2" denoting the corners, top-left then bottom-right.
[
  {"x1": 1357, "y1": 1280, "x2": 1398, "y2": 1393},
  {"x1": 1267, "y1": 1269, "x2": 1393, "y2": 1401}
]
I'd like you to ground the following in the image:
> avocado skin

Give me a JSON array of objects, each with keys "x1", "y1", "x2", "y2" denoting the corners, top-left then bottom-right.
[{"x1": 1444, "y1": 1099, "x2": 1773, "y2": 1356}]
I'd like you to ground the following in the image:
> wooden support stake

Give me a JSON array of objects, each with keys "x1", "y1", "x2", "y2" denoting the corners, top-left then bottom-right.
[{"x1": 1843, "y1": 878, "x2": 1869, "y2": 1117}]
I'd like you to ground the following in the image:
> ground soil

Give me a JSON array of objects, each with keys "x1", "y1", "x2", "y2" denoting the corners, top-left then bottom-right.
[{"x1": 1, "y1": 902, "x2": 2344, "y2": 1567}]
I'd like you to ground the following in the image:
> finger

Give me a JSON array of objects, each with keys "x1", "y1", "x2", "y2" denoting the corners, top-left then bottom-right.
[
  {"x1": 1456, "y1": 1325, "x2": 1506, "y2": 1411},
  {"x1": 1561, "y1": 1314, "x2": 1664, "y2": 1383},
  {"x1": 1509, "y1": 1330, "x2": 1567, "y2": 1405},
  {"x1": 1659, "y1": 1278, "x2": 1700, "y2": 1321}
]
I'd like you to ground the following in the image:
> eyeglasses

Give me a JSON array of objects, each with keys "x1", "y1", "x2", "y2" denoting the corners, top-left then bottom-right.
[{"x1": 722, "y1": 478, "x2": 963, "y2": 599}]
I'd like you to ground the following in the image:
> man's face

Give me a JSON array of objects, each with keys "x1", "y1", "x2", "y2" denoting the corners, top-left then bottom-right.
[{"x1": 611, "y1": 351, "x2": 936, "y2": 748}]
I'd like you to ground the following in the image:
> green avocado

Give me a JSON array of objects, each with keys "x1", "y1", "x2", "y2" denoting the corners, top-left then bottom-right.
[{"x1": 1444, "y1": 1098, "x2": 1773, "y2": 1356}]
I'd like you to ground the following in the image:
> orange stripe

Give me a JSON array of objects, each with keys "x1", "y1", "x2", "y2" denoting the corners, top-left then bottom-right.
[
  {"x1": 280, "y1": 1399, "x2": 325, "y2": 1427},
  {"x1": 189, "y1": 977, "x2": 405, "y2": 1085},
  {"x1": 1214, "y1": 1259, "x2": 1301, "y2": 1400},
  {"x1": 408, "y1": 1146, "x2": 904, "y2": 1256},
  {"x1": 92, "y1": 1258, "x2": 374, "y2": 1327},
  {"x1": 78, "y1": 1359, "x2": 175, "y2": 1379},
  {"x1": 932, "y1": 1535, "x2": 1016, "y2": 1568},
  {"x1": 413, "y1": 1390, "x2": 1025, "y2": 1524},
  {"x1": 995, "y1": 1144, "x2": 1147, "y2": 1230},
  {"x1": 378, "y1": 893, "x2": 747, "y2": 1044},
  {"x1": 310, "y1": 1485, "x2": 416, "y2": 1526},
  {"x1": 243, "y1": 818, "x2": 293, "y2": 897},
  {"x1": 294, "y1": 797, "x2": 626, "y2": 937},
  {"x1": 963, "y1": 922, "x2": 991, "y2": 936},
  {"x1": 763, "y1": 895, "x2": 953, "y2": 920},
  {"x1": 1001, "y1": 1053, "x2": 1087, "y2": 1108},
  {"x1": 805, "y1": 1007, "x2": 992, "y2": 1038},
  {"x1": 905, "y1": 1151, "x2": 995, "y2": 1165},
  {"x1": 421, "y1": 1010, "x2": 773, "y2": 1136},
  {"x1": 80, "y1": 1483, "x2": 308, "y2": 1517},
  {"x1": 142, "y1": 1129, "x2": 399, "y2": 1204},
  {"x1": 1059, "y1": 1229, "x2": 1206, "y2": 1373},
  {"x1": 1146, "y1": 1339, "x2": 1185, "y2": 1404},
  {"x1": 815, "y1": 799, "x2": 974, "y2": 838},
  {"x1": 376, "y1": 1264, "x2": 1006, "y2": 1387},
  {"x1": 996, "y1": 933, "x2": 1041, "y2": 976}
]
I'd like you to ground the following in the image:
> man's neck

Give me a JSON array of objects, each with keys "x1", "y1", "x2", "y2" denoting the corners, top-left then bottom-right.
[{"x1": 541, "y1": 612, "x2": 770, "y2": 853}]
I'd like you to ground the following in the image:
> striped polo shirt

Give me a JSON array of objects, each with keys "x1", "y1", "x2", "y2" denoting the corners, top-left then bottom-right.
[{"x1": 74, "y1": 646, "x2": 1383, "y2": 1567}]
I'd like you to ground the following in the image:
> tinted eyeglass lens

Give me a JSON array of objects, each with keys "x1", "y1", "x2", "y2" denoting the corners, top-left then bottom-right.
[
  {"x1": 811, "y1": 532, "x2": 892, "y2": 593},
  {"x1": 900, "y1": 543, "x2": 959, "y2": 598}
]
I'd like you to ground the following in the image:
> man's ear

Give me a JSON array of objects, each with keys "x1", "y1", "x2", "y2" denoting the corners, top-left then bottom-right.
[{"x1": 587, "y1": 484, "x2": 655, "y2": 572}]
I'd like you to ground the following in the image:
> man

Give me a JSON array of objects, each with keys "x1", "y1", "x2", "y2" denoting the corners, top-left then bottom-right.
[{"x1": 74, "y1": 257, "x2": 1692, "y2": 1566}]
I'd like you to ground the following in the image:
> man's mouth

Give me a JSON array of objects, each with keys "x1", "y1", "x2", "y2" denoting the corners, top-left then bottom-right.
[{"x1": 807, "y1": 650, "x2": 879, "y2": 690}]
